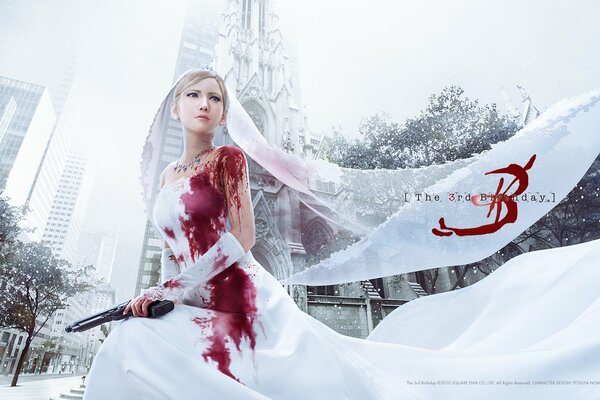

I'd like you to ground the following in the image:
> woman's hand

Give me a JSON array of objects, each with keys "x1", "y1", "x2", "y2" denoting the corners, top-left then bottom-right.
[{"x1": 123, "y1": 294, "x2": 154, "y2": 317}]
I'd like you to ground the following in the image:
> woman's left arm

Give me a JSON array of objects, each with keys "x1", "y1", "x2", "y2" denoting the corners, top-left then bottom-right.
[{"x1": 222, "y1": 146, "x2": 255, "y2": 252}]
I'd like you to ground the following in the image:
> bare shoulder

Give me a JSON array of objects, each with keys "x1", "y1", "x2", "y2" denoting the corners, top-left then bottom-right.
[
  {"x1": 218, "y1": 145, "x2": 246, "y2": 162},
  {"x1": 160, "y1": 162, "x2": 177, "y2": 187}
]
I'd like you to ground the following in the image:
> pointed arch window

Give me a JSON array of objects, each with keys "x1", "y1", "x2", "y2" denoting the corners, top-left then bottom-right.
[
  {"x1": 267, "y1": 67, "x2": 273, "y2": 92},
  {"x1": 243, "y1": 59, "x2": 250, "y2": 83},
  {"x1": 242, "y1": 0, "x2": 252, "y2": 30},
  {"x1": 303, "y1": 220, "x2": 337, "y2": 297},
  {"x1": 243, "y1": 101, "x2": 267, "y2": 136},
  {"x1": 259, "y1": 0, "x2": 266, "y2": 36},
  {"x1": 259, "y1": 64, "x2": 265, "y2": 85}
]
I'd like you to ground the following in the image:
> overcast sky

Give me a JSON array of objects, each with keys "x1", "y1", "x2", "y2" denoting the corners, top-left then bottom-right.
[{"x1": 1, "y1": 0, "x2": 598, "y2": 300}]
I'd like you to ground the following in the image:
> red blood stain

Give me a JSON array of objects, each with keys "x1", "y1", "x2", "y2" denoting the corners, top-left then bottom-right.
[
  {"x1": 192, "y1": 317, "x2": 209, "y2": 329},
  {"x1": 179, "y1": 169, "x2": 227, "y2": 262},
  {"x1": 199, "y1": 264, "x2": 258, "y2": 382},
  {"x1": 221, "y1": 146, "x2": 248, "y2": 225},
  {"x1": 163, "y1": 227, "x2": 176, "y2": 239},
  {"x1": 176, "y1": 146, "x2": 257, "y2": 383},
  {"x1": 163, "y1": 279, "x2": 183, "y2": 289},
  {"x1": 177, "y1": 146, "x2": 247, "y2": 259},
  {"x1": 208, "y1": 263, "x2": 258, "y2": 332},
  {"x1": 211, "y1": 246, "x2": 231, "y2": 275}
]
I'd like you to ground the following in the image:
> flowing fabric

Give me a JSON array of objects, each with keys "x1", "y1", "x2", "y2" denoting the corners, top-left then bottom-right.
[
  {"x1": 226, "y1": 89, "x2": 600, "y2": 285},
  {"x1": 84, "y1": 144, "x2": 600, "y2": 399},
  {"x1": 86, "y1": 68, "x2": 600, "y2": 399},
  {"x1": 141, "y1": 72, "x2": 600, "y2": 285},
  {"x1": 85, "y1": 151, "x2": 400, "y2": 400}
]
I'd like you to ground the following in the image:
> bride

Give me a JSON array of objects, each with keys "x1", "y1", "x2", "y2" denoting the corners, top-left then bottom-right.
[
  {"x1": 83, "y1": 66, "x2": 600, "y2": 400},
  {"x1": 83, "y1": 67, "x2": 396, "y2": 400}
]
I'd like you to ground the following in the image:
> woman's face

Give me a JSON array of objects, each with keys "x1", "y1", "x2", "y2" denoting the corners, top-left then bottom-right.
[{"x1": 174, "y1": 77, "x2": 226, "y2": 136}]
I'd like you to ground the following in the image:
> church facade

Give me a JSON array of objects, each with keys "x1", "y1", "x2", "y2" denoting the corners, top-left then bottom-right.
[
  {"x1": 208, "y1": 0, "x2": 449, "y2": 338},
  {"x1": 136, "y1": 0, "x2": 460, "y2": 339}
]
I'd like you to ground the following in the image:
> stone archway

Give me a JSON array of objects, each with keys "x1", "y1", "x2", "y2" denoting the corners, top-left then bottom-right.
[
  {"x1": 252, "y1": 249, "x2": 272, "y2": 274},
  {"x1": 302, "y1": 218, "x2": 335, "y2": 266},
  {"x1": 251, "y1": 242, "x2": 289, "y2": 281},
  {"x1": 250, "y1": 190, "x2": 294, "y2": 281},
  {"x1": 301, "y1": 218, "x2": 336, "y2": 296},
  {"x1": 242, "y1": 99, "x2": 268, "y2": 137}
]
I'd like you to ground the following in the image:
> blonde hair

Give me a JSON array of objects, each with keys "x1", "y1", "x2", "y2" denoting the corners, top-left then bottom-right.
[{"x1": 172, "y1": 70, "x2": 228, "y2": 113}]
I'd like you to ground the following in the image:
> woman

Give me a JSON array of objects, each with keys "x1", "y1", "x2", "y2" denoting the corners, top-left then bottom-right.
[
  {"x1": 83, "y1": 67, "x2": 600, "y2": 400},
  {"x1": 83, "y1": 68, "x2": 397, "y2": 400}
]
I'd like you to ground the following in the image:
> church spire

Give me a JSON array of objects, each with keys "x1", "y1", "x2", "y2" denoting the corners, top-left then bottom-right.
[{"x1": 213, "y1": 0, "x2": 321, "y2": 158}]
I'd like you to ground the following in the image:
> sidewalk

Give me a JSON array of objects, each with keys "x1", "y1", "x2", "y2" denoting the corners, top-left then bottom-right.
[
  {"x1": 0, "y1": 375, "x2": 84, "y2": 400},
  {"x1": 0, "y1": 373, "x2": 78, "y2": 386}
]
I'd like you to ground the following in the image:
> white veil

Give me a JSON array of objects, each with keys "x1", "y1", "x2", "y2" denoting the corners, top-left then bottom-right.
[{"x1": 141, "y1": 67, "x2": 600, "y2": 285}]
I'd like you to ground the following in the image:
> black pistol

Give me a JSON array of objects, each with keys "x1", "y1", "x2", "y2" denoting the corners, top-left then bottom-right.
[{"x1": 65, "y1": 299, "x2": 174, "y2": 333}]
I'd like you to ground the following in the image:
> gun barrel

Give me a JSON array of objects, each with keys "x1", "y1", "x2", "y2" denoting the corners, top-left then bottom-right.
[
  {"x1": 65, "y1": 300, "x2": 174, "y2": 333},
  {"x1": 64, "y1": 300, "x2": 129, "y2": 333}
]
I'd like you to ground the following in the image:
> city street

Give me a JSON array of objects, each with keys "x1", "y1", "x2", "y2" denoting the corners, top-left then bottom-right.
[{"x1": 0, "y1": 374, "x2": 83, "y2": 400}]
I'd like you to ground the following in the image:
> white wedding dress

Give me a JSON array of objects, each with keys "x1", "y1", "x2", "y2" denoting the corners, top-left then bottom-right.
[{"x1": 83, "y1": 146, "x2": 600, "y2": 400}]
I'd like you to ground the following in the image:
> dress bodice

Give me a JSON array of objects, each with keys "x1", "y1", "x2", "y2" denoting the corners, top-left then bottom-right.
[
  {"x1": 154, "y1": 178, "x2": 218, "y2": 270},
  {"x1": 152, "y1": 147, "x2": 235, "y2": 271}
]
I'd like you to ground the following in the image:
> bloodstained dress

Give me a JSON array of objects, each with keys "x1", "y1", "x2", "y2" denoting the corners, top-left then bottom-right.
[
  {"x1": 155, "y1": 146, "x2": 259, "y2": 381},
  {"x1": 82, "y1": 146, "x2": 392, "y2": 400},
  {"x1": 82, "y1": 144, "x2": 598, "y2": 400}
]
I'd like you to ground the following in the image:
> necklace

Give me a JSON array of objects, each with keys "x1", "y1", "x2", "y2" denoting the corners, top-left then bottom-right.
[{"x1": 173, "y1": 145, "x2": 216, "y2": 173}]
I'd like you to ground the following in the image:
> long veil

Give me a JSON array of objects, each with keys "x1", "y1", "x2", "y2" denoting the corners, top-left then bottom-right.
[{"x1": 141, "y1": 68, "x2": 600, "y2": 286}]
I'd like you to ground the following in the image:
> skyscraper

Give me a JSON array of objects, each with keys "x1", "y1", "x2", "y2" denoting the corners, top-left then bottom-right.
[
  {"x1": 96, "y1": 230, "x2": 120, "y2": 284},
  {"x1": 42, "y1": 145, "x2": 93, "y2": 263},
  {"x1": 48, "y1": 283, "x2": 115, "y2": 374},
  {"x1": 0, "y1": 77, "x2": 55, "y2": 208},
  {"x1": 24, "y1": 74, "x2": 84, "y2": 242},
  {"x1": 0, "y1": 71, "x2": 96, "y2": 373}
]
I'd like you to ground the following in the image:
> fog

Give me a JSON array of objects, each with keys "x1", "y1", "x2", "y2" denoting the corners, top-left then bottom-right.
[{"x1": 1, "y1": 0, "x2": 598, "y2": 300}]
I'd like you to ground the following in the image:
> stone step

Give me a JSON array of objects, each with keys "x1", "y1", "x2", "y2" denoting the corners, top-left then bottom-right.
[
  {"x1": 49, "y1": 385, "x2": 86, "y2": 400},
  {"x1": 359, "y1": 280, "x2": 383, "y2": 299},
  {"x1": 59, "y1": 393, "x2": 83, "y2": 400},
  {"x1": 48, "y1": 398, "x2": 82, "y2": 400},
  {"x1": 408, "y1": 281, "x2": 429, "y2": 297}
]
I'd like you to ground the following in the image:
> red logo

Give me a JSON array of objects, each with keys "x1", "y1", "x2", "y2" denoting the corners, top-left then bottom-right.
[{"x1": 432, "y1": 154, "x2": 536, "y2": 237}]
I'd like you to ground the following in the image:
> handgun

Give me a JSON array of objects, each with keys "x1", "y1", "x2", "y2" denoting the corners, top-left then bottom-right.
[{"x1": 65, "y1": 299, "x2": 174, "y2": 333}]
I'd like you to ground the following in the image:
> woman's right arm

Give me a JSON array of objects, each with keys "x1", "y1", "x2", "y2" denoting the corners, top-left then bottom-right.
[
  {"x1": 125, "y1": 165, "x2": 180, "y2": 317},
  {"x1": 157, "y1": 165, "x2": 181, "y2": 282}
]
